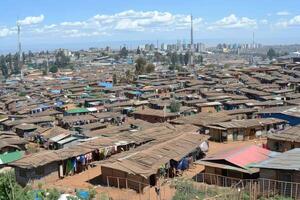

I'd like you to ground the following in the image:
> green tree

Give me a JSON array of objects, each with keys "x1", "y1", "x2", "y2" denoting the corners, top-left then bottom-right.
[
  {"x1": 179, "y1": 54, "x2": 184, "y2": 65},
  {"x1": 184, "y1": 52, "x2": 189, "y2": 66},
  {"x1": 206, "y1": 64, "x2": 215, "y2": 69},
  {"x1": 42, "y1": 61, "x2": 48, "y2": 75},
  {"x1": 154, "y1": 51, "x2": 162, "y2": 63},
  {"x1": 120, "y1": 46, "x2": 128, "y2": 58},
  {"x1": 22, "y1": 52, "x2": 26, "y2": 64},
  {"x1": 169, "y1": 100, "x2": 181, "y2": 113},
  {"x1": 13, "y1": 53, "x2": 20, "y2": 74},
  {"x1": 135, "y1": 57, "x2": 147, "y2": 75},
  {"x1": 169, "y1": 65, "x2": 175, "y2": 71},
  {"x1": 49, "y1": 65, "x2": 58, "y2": 73},
  {"x1": 112, "y1": 73, "x2": 117, "y2": 85},
  {"x1": 123, "y1": 70, "x2": 133, "y2": 83},
  {"x1": 0, "y1": 55, "x2": 9, "y2": 78},
  {"x1": 0, "y1": 172, "x2": 33, "y2": 200},
  {"x1": 136, "y1": 47, "x2": 141, "y2": 55},
  {"x1": 74, "y1": 52, "x2": 80, "y2": 59},
  {"x1": 267, "y1": 48, "x2": 276, "y2": 60},
  {"x1": 6, "y1": 53, "x2": 13, "y2": 74},
  {"x1": 198, "y1": 55, "x2": 203, "y2": 64},
  {"x1": 145, "y1": 63, "x2": 155, "y2": 73},
  {"x1": 0, "y1": 56, "x2": 8, "y2": 78},
  {"x1": 224, "y1": 63, "x2": 230, "y2": 68},
  {"x1": 55, "y1": 50, "x2": 70, "y2": 69},
  {"x1": 45, "y1": 188, "x2": 61, "y2": 200},
  {"x1": 170, "y1": 52, "x2": 178, "y2": 66}
]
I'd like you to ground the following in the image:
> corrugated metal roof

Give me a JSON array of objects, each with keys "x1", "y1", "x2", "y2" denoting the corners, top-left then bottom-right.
[
  {"x1": 49, "y1": 133, "x2": 70, "y2": 142},
  {"x1": 202, "y1": 145, "x2": 279, "y2": 170},
  {"x1": 57, "y1": 136, "x2": 78, "y2": 145},
  {"x1": 251, "y1": 148, "x2": 300, "y2": 171},
  {"x1": 209, "y1": 118, "x2": 286, "y2": 129},
  {"x1": 268, "y1": 125, "x2": 300, "y2": 142}
]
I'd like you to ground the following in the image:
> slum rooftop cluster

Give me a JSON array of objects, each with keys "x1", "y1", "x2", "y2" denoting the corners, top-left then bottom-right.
[{"x1": 1, "y1": 60, "x2": 300, "y2": 189}]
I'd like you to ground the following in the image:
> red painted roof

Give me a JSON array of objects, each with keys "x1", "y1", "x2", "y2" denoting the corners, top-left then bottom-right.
[{"x1": 202, "y1": 145, "x2": 273, "y2": 169}]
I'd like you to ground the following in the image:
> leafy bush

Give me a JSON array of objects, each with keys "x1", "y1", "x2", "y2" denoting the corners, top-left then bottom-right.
[
  {"x1": 170, "y1": 100, "x2": 181, "y2": 113},
  {"x1": 49, "y1": 65, "x2": 58, "y2": 73},
  {"x1": 0, "y1": 172, "x2": 33, "y2": 200}
]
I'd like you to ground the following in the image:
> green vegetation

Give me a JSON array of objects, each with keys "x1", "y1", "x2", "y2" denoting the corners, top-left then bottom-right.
[
  {"x1": 18, "y1": 92, "x2": 26, "y2": 97},
  {"x1": 171, "y1": 179, "x2": 222, "y2": 200},
  {"x1": 0, "y1": 55, "x2": 9, "y2": 78},
  {"x1": 0, "y1": 172, "x2": 33, "y2": 200},
  {"x1": 135, "y1": 57, "x2": 156, "y2": 75},
  {"x1": 267, "y1": 48, "x2": 277, "y2": 60},
  {"x1": 120, "y1": 46, "x2": 128, "y2": 58},
  {"x1": 224, "y1": 63, "x2": 230, "y2": 68},
  {"x1": 49, "y1": 65, "x2": 58, "y2": 73},
  {"x1": 55, "y1": 50, "x2": 71, "y2": 69},
  {"x1": 145, "y1": 63, "x2": 155, "y2": 73},
  {"x1": 170, "y1": 100, "x2": 181, "y2": 113},
  {"x1": 169, "y1": 65, "x2": 187, "y2": 72},
  {"x1": 206, "y1": 64, "x2": 215, "y2": 69},
  {"x1": 113, "y1": 73, "x2": 117, "y2": 85},
  {"x1": 0, "y1": 172, "x2": 99, "y2": 200},
  {"x1": 171, "y1": 179, "x2": 293, "y2": 200}
]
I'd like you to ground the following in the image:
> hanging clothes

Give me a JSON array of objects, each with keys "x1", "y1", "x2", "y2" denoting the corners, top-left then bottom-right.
[
  {"x1": 66, "y1": 159, "x2": 73, "y2": 174},
  {"x1": 72, "y1": 158, "x2": 77, "y2": 172},
  {"x1": 59, "y1": 164, "x2": 64, "y2": 178}
]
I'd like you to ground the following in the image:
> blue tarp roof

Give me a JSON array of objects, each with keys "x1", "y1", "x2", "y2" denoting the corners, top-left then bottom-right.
[{"x1": 98, "y1": 82, "x2": 113, "y2": 88}]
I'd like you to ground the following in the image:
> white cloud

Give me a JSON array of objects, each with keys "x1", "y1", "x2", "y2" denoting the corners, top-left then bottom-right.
[
  {"x1": 289, "y1": 15, "x2": 300, "y2": 25},
  {"x1": 208, "y1": 14, "x2": 257, "y2": 30},
  {"x1": 17, "y1": 15, "x2": 44, "y2": 25},
  {"x1": 0, "y1": 10, "x2": 265, "y2": 40},
  {"x1": 89, "y1": 10, "x2": 203, "y2": 31},
  {"x1": 0, "y1": 10, "x2": 206, "y2": 39},
  {"x1": 44, "y1": 24, "x2": 57, "y2": 29},
  {"x1": 0, "y1": 28, "x2": 16, "y2": 37},
  {"x1": 60, "y1": 21, "x2": 87, "y2": 27},
  {"x1": 276, "y1": 15, "x2": 300, "y2": 28},
  {"x1": 276, "y1": 11, "x2": 291, "y2": 16}
]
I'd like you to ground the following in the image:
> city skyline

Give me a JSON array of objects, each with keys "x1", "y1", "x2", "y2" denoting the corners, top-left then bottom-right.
[{"x1": 1, "y1": 0, "x2": 300, "y2": 52}]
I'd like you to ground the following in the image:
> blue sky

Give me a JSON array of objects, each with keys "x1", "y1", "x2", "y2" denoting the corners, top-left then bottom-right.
[{"x1": 1, "y1": 0, "x2": 300, "y2": 52}]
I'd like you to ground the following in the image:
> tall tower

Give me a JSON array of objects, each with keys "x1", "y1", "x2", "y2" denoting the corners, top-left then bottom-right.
[
  {"x1": 17, "y1": 22, "x2": 23, "y2": 79},
  {"x1": 189, "y1": 14, "x2": 194, "y2": 67}
]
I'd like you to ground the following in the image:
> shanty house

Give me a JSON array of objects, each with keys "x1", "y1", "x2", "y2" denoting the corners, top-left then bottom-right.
[
  {"x1": 195, "y1": 102, "x2": 222, "y2": 113},
  {"x1": 267, "y1": 125, "x2": 300, "y2": 152},
  {"x1": 257, "y1": 106, "x2": 300, "y2": 126},
  {"x1": 197, "y1": 145, "x2": 279, "y2": 180},
  {"x1": 252, "y1": 148, "x2": 300, "y2": 198},
  {"x1": 9, "y1": 137, "x2": 118, "y2": 186},
  {"x1": 132, "y1": 108, "x2": 179, "y2": 123},
  {"x1": 0, "y1": 132, "x2": 27, "y2": 167},
  {"x1": 253, "y1": 148, "x2": 300, "y2": 182},
  {"x1": 207, "y1": 118, "x2": 286, "y2": 142},
  {"x1": 100, "y1": 133, "x2": 209, "y2": 192}
]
